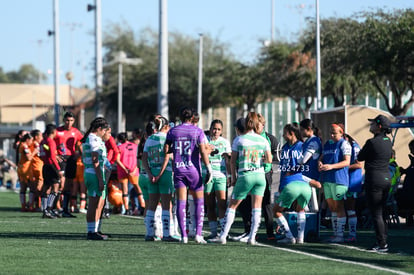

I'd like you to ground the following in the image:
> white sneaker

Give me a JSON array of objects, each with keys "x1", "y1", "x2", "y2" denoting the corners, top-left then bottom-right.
[
  {"x1": 278, "y1": 237, "x2": 296, "y2": 244},
  {"x1": 296, "y1": 238, "x2": 304, "y2": 244},
  {"x1": 181, "y1": 237, "x2": 188, "y2": 244},
  {"x1": 79, "y1": 208, "x2": 87, "y2": 214},
  {"x1": 195, "y1": 235, "x2": 207, "y2": 244}
]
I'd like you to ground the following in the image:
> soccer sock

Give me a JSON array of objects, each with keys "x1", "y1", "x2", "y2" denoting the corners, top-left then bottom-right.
[
  {"x1": 20, "y1": 192, "x2": 26, "y2": 208},
  {"x1": 28, "y1": 191, "x2": 34, "y2": 208},
  {"x1": 123, "y1": 194, "x2": 129, "y2": 211},
  {"x1": 104, "y1": 197, "x2": 110, "y2": 211},
  {"x1": 347, "y1": 210, "x2": 357, "y2": 237},
  {"x1": 249, "y1": 208, "x2": 262, "y2": 240},
  {"x1": 96, "y1": 219, "x2": 102, "y2": 232},
  {"x1": 188, "y1": 196, "x2": 195, "y2": 236},
  {"x1": 331, "y1": 212, "x2": 338, "y2": 236},
  {"x1": 275, "y1": 216, "x2": 294, "y2": 239},
  {"x1": 87, "y1": 222, "x2": 96, "y2": 233},
  {"x1": 145, "y1": 210, "x2": 155, "y2": 237},
  {"x1": 154, "y1": 205, "x2": 163, "y2": 238},
  {"x1": 297, "y1": 212, "x2": 306, "y2": 241},
  {"x1": 209, "y1": 221, "x2": 218, "y2": 236},
  {"x1": 53, "y1": 192, "x2": 61, "y2": 209},
  {"x1": 219, "y1": 218, "x2": 225, "y2": 233},
  {"x1": 80, "y1": 196, "x2": 86, "y2": 210},
  {"x1": 171, "y1": 203, "x2": 179, "y2": 236},
  {"x1": 176, "y1": 200, "x2": 187, "y2": 238},
  {"x1": 162, "y1": 210, "x2": 171, "y2": 238},
  {"x1": 47, "y1": 192, "x2": 57, "y2": 209},
  {"x1": 41, "y1": 195, "x2": 47, "y2": 211},
  {"x1": 337, "y1": 217, "x2": 347, "y2": 238},
  {"x1": 194, "y1": 198, "x2": 205, "y2": 237},
  {"x1": 221, "y1": 208, "x2": 235, "y2": 239}
]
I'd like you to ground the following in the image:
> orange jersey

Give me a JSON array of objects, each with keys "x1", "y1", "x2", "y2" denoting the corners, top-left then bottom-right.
[
  {"x1": 17, "y1": 144, "x2": 31, "y2": 182},
  {"x1": 30, "y1": 142, "x2": 43, "y2": 174}
]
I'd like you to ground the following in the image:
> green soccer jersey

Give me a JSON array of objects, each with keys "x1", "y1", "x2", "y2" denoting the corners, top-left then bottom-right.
[
  {"x1": 232, "y1": 131, "x2": 270, "y2": 177},
  {"x1": 82, "y1": 133, "x2": 107, "y2": 176},
  {"x1": 143, "y1": 132, "x2": 172, "y2": 172}
]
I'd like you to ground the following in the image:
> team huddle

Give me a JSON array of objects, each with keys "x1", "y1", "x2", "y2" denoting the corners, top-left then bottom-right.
[{"x1": 14, "y1": 107, "x2": 392, "y2": 251}]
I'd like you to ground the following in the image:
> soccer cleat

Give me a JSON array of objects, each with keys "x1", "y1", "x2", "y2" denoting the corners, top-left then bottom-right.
[
  {"x1": 247, "y1": 238, "x2": 257, "y2": 245},
  {"x1": 344, "y1": 236, "x2": 357, "y2": 243},
  {"x1": 277, "y1": 237, "x2": 296, "y2": 244},
  {"x1": 368, "y1": 244, "x2": 389, "y2": 253},
  {"x1": 181, "y1": 237, "x2": 188, "y2": 244},
  {"x1": 87, "y1": 232, "x2": 108, "y2": 241},
  {"x1": 296, "y1": 238, "x2": 304, "y2": 244},
  {"x1": 51, "y1": 210, "x2": 62, "y2": 218},
  {"x1": 98, "y1": 231, "x2": 110, "y2": 238},
  {"x1": 239, "y1": 234, "x2": 250, "y2": 243},
  {"x1": 145, "y1": 235, "x2": 156, "y2": 242},
  {"x1": 62, "y1": 211, "x2": 76, "y2": 218},
  {"x1": 195, "y1": 235, "x2": 207, "y2": 244},
  {"x1": 42, "y1": 210, "x2": 56, "y2": 219},
  {"x1": 208, "y1": 236, "x2": 226, "y2": 244},
  {"x1": 79, "y1": 208, "x2": 87, "y2": 214},
  {"x1": 162, "y1": 236, "x2": 180, "y2": 242},
  {"x1": 230, "y1": 232, "x2": 249, "y2": 241},
  {"x1": 328, "y1": 236, "x2": 344, "y2": 243}
]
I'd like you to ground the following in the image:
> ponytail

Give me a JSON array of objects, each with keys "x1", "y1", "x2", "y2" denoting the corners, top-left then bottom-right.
[{"x1": 81, "y1": 117, "x2": 108, "y2": 143}]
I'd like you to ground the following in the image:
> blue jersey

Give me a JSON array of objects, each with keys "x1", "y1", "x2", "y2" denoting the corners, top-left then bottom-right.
[
  {"x1": 302, "y1": 135, "x2": 322, "y2": 181},
  {"x1": 348, "y1": 140, "x2": 363, "y2": 192},
  {"x1": 321, "y1": 138, "x2": 351, "y2": 186},
  {"x1": 279, "y1": 141, "x2": 304, "y2": 191}
]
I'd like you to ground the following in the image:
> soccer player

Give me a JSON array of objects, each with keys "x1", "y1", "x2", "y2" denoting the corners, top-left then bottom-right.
[
  {"x1": 54, "y1": 111, "x2": 83, "y2": 218},
  {"x1": 203, "y1": 119, "x2": 231, "y2": 239},
  {"x1": 212, "y1": 112, "x2": 272, "y2": 245},
  {"x1": 81, "y1": 117, "x2": 110, "y2": 240},
  {"x1": 299, "y1": 119, "x2": 322, "y2": 182},
  {"x1": 17, "y1": 133, "x2": 36, "y2": 212},
  {"x1": 155, "y1": 107, "x2": 212, "y2": 244},
  {"x1": 319, "y1": 123, "x2": 351, "y2": 243},
  {"x1": 39, "y1": 124, "x2": 61, "y2": 219},
  {"x1": 274, "y1": 123, "x2": 321, "y2": 244},
  {"x1": 29, "y1": 129, "x2": 44, "y2": 211},
  {"x1": 142, "y1": 116, "x2": 178, "y2": 241},
  {"x1": 344, "y1": 133, "x2": 363, "y2": 243},
  {"x1": 117, "y1": 132, "x2": 145, "y2": 215}
]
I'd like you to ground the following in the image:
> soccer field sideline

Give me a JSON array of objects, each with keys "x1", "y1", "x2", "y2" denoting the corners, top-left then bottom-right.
[{"x1": 1, "y1": 191, "x2": 414, "y2": 274}]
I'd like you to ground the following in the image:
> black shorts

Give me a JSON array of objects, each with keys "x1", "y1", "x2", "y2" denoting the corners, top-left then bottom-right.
[
  {"x1": 65, "y1": 155, "x2": 78, "y2": 179},
  {"x1": 43, "y1": 164, "x2": 60, "y2": 187}
]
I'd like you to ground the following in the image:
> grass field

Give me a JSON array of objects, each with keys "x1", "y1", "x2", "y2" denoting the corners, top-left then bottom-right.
[{"x1": 1, "y1": 191, "x2": 414, "y2": 275}]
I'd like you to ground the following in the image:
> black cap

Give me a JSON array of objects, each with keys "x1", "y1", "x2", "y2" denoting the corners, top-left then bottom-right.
[{"x1": 368, "y1": 114, "x2": 391, "y2": 129}]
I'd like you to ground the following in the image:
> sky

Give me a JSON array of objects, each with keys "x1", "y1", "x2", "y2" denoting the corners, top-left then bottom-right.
[{"x1": 0, "y1": 0, "x2": 411, "y2": 88}]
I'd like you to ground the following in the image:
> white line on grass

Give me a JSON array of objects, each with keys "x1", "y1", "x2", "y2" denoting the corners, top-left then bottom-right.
[{"x1": 256, "y1": 243, "x2": 412, "y2": 275}]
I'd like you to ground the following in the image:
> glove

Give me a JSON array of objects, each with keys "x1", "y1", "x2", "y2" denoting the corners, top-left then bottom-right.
[{"x1": 205, "y1": 164, "x2": 213, "y2": 185}]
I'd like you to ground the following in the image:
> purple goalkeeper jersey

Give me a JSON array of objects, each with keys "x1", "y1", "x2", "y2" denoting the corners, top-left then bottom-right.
[{"x1": 166, "y1": 123, "x2": 208, "y2": 175}]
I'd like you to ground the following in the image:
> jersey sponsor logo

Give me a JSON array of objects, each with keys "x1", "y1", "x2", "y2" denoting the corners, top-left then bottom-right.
[{"x1": 175, "y1": 160, "x2": 193, "y2": 168}]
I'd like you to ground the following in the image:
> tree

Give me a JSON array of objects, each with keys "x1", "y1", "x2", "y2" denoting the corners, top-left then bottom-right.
[
  {"x1": 357, "y1": 9, "x2": 414, "y2": 116},
  {"x1": 0, "y1": 64, "x2": 46, "y2": 84},
  {"x1": 102, "y1": 23, "x2": 237, "y2": 129},
  {"x1": 260, "y1": 42, "x2": 316, "y2": 119}
]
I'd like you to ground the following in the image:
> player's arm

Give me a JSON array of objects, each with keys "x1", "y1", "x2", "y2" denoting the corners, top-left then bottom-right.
[
  {"x1": 154, "y1": 143, "x2": 171, "y2": 183},
  {"x1": 142, "y1": 152, "x2": 153, "y2": 180},
  {"x1": 230, "y1": 151, "x2": 238, "y2": 186}
]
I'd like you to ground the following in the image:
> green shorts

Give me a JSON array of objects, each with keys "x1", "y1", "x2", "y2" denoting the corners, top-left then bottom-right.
[
  {"x1": 323, "y1": 182, "x2": 348, "y2": 201},
  {"x1": 149, "y1": 169, "x2": 174, "y2": 195},
  {"x1": 276, "y1": 181, "x2": 311, "y2": 209},
  {"x1": 84, "y1": 173, "x2": 107, "y2": 199},
  {"x1": 139, "y1": 174, "x2": 150, "y2": 201},
  {"x1": 345, "y1": 191, "x2": 358, "y2": 199},
  {"x1": 204, "y1": 177, "x2": 227, "y2": 193},
  {"x1": 231, "y1": 173, "x2": 266, "y2": 200}
]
